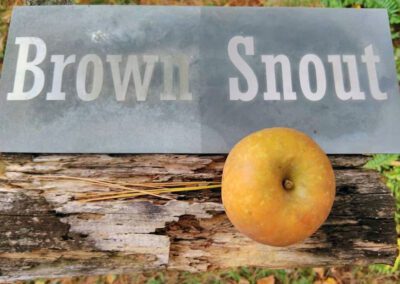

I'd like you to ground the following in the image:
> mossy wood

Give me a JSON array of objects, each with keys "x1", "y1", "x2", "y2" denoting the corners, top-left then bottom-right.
[{"x1": 0, "y1": 154, "x2": 397, "y2": 282}]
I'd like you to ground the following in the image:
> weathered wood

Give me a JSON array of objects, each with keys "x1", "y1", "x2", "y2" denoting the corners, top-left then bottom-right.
[{"x1": 0, "y1": 154, "x2": 396, "y2": 282}]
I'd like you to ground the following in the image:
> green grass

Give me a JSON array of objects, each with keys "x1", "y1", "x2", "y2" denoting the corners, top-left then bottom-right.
[{"x1": 22, "y1": 267, "x2": 399, "y2": 283}]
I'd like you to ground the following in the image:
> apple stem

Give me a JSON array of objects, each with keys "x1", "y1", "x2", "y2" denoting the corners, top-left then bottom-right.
[{"x1": 283, "y1": 179, "x2": 294, "y2": 190}]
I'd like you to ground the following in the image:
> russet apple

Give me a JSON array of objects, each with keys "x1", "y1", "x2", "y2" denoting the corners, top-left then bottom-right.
[{"x1": 221, "y1": 127, "x2": 336, "y2": 247}]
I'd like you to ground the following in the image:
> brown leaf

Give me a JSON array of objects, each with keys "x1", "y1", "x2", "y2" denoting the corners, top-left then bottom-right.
[
  {"x1": 323, "y1": 277, "x2": 338, "y2": 284},
  {"x1": 257, "y1": 275, "x2": 275, "y2": 284},
  {"x1": 106, "y1": 274, "x2": 117, "y2": 284},
  {"x1": 238, "y1": 278, "x2": 250, "y2": 284},
  {"x1": 313, "y1": 267, "x2": 325, "y2": 279}
]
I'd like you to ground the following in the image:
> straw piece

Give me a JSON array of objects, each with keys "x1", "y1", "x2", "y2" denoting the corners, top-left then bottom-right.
[
  {"x1": 38, "y1": 175, "x2": 221, "y2": 203},
  {"x1": 39, "y1": 175, "x2": 172, "y2": 200},
  {"x1": 78, "y1": 184, "x2": 221, "y2": 203},
  {"x1": 76, "y1": 183, "x2": 220, "y2": 199}
]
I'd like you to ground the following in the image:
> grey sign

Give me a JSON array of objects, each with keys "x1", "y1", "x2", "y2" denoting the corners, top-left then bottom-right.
[{"x1": 0, "y1": 6, "x2": 399, "y2": 153}]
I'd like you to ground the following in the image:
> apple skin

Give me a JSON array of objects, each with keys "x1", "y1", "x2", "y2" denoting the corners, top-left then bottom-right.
[{"x1": 222, "y1": 128, "x2": 336, "y2": 247}]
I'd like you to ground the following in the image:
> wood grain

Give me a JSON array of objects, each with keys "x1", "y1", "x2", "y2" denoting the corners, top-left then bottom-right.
[{"x1": 0, "y1": 154, "x2": 397, "y2": 282}]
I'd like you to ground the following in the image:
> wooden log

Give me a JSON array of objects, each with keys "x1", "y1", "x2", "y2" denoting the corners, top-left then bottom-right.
[{"x1": 0, "y1": 154, "x2": 397, "y2": 282}]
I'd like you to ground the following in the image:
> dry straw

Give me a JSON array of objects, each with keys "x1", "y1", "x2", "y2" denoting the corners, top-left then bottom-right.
[{"x1": 39, "y1": 175, "x2": 221, "y2": 202}]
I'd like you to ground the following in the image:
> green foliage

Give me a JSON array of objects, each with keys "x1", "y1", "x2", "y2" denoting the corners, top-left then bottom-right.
[
  {"x1": 221, "y1": 267, "x2": 316, "y2": 284},
  {"x1": 223, "y1": 270, "x2": 241, "y2": 282},
  {"x1": 366, "y1": 0, "x2": 400, "y2": 25},
  {"x1": 322, "y1": 0, "x2": 400, "y2": 41},
  {"x1": 369, "y1": 263, "x2": 396, "y2": 274},
  {"x1": 264, "y1": 0, "x2": 322, "y2": 7},
  {"x1": 289, "y1": 268, "x2": 316, "y2": 284},
  {"x1": 395, "y1": 47, "x2": 400, "y2": 80},
  {"x1": 146, "y1": 273, "x2": 165, "y2": 284},
  {"x1": 222, "y1": 267, "x2": 258, "y2": 283},
  {"x1": 364, "y1": 154, "x2": 399, "y2": 170},
  {"x1": 365, "y1": 154, "x2": 400, "y2": 272},
  {"x1": 254, "y1": 268, "x2": 287, "y2": 283},
  {"x1": 321, "y1": 0, "x2": 358, "y2": 8},
  {"x1": 384, "y1": 165, "x2": 400, "y2": 236}
]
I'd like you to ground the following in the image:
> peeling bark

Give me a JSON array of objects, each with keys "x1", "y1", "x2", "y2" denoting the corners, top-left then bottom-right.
[{"x1": 0, "y1": 154, "x2": 397, "y2": 282}]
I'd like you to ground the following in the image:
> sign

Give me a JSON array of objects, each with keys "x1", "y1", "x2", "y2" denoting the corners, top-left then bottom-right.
[{"x1": 0, "y1": 6, "x2": 399, "y2": 153}]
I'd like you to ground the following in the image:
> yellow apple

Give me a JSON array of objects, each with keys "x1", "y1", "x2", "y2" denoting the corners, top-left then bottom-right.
[{"x1": 222, "y1": 127, "x2": 335, "y2": 247}]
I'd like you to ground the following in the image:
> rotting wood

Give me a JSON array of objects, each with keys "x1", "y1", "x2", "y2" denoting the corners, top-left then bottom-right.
[{"x1": 0, "y1": 154, "x2": 397, "y2": 282}]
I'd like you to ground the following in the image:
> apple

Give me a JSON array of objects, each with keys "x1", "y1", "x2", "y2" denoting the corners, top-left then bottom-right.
[{"x1": 221, "y1": 127, "x2": 336, "y2": 247}]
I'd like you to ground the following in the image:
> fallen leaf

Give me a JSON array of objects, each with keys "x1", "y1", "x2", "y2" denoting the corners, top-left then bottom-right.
[
  {"x1": 257, "y1": 275, "x2": 275, "y2": 284},
  {"x1": 238, "y1": 278, "x2": 250, "y2": 284},
  {"x1": 313, "y1": 267, "x2": 325, "y2": 279},
  {"x1": 106, "y1": 274, "x2": 117, "y2": 284},
  {"x1": 323, "y1": 277, "x2": 337, "y2": 284}
]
